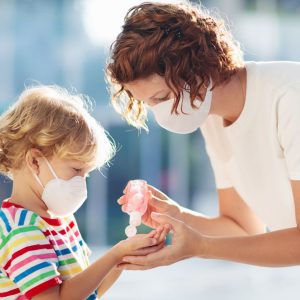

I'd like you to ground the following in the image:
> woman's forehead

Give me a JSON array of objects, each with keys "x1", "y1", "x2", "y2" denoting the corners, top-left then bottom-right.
[{"x1": 125, "y1": 74, "x2": 168, "y2": 100}]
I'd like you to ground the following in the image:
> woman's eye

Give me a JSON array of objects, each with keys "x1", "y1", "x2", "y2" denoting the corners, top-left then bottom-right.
[
  {"x1": 157, "y1": 94, "x2": 170, "y2": 101},
  {"x1": 157, "y1": 92, "x2": 172, "y2": 101},
  {"x1": 73, "y1": 168, "x2": 81, "y2": 172}
]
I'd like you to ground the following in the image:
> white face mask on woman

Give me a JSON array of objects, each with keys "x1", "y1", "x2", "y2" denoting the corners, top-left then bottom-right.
[
  {"x1": 33, "y1": 158, "x2": 87, "y2": 217},
  {"x1": 150, "y1": 82, "x2": 212, "y2": 134}
]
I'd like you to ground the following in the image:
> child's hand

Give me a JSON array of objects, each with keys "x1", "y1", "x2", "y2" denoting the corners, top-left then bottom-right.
[
  {"x1": 151, "y1": 223, "x2": 171, "y2": 245},
  {"x1": 113, "y1": 224, "x2": 171, "y2": 263}
]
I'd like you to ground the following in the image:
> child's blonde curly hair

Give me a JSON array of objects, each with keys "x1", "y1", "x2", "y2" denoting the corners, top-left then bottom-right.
[{"x1": 0, "y1": 85, "x2": 115, "y2": 178}]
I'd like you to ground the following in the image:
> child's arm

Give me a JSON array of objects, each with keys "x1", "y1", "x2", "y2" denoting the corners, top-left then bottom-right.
[
  {"x1": 31, "y1": 234, "x2": 153, "y2": 300},
  {"x1": 96, "y1": 225, "x2": 169, "y2": 298},
  {"x1": 96, "y1": 267, "x2": 123, "y2": 298},
  {"x1": 33, "y1": 226, "x2": 169, "y2": 300}
]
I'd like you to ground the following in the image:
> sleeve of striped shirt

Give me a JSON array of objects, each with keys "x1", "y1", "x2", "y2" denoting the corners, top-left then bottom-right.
[
  {"x1": 0, "y1": 225, "x2": 62, "y2": 299},
  {"x1": 82, "y1": 239, "x2": 92, "y2": 257}
]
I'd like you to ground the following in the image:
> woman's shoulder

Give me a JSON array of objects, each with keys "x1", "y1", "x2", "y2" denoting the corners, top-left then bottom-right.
[
  {"x1": 246, "y1": 60, "x2": 300, "y2": 96},
  {"x1": 248, "y1": 60, "x2": 300, "y2": 79},
  {"x1": 248, "y1": 60, "x2": 300, "y2": 68}
]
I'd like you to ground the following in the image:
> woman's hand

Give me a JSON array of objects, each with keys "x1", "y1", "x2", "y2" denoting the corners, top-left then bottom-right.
[
  {"x1": 116, "y1": 212, "x2": 207, "y2": 270},
  {"x1": 112, "y1": 224, "x2": 171, "y2": 263},
  {"x1": 118, "y1": 184, "x2": 183, "y2": 228}
]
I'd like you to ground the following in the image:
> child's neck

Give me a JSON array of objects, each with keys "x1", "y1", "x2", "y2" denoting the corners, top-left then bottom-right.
[{"x1": 10, "y1": 183, "x2": 53, "y2": 219}]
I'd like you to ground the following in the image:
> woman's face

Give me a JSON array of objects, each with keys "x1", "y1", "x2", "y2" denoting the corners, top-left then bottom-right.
[{"x1": 124, "y1": 74, "x2": 173, "y2": 107}]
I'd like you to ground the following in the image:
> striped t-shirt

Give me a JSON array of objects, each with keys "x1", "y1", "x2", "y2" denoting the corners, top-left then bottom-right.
[{"x1": 0, "y1": 199, "x2": 97, "y2": 299}]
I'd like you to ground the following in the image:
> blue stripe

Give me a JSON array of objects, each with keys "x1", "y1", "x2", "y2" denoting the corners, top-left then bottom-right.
[
  {"x1": 14, "y1": 262, "x2": 52, "y2": 282},
  {"x1": 56, "y1": 248, "x2": 70, "y2": 256},
  {"x1": 19, "y1": 210, "x2": 27, "y2": 226},
  {"x1": 55, "y1": 244, "x2": 78, "y2": 256},
  {"x1": 87, "y1": 291, "x2": 98, "y2": 300},
  {"x1": 0, "y1": 211, "x2": 12, "y2": 232}
]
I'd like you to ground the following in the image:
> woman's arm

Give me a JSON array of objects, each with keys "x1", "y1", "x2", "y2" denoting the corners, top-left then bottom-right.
[
  {"x1": 118, "y1": 180, "x2": 300, "y2": 268},
  {"x1": 203, "y1": 227, "x2": 300, "y2": 267},
  {"x1": 119, "y1": 185, "x2": 265, "y2": 237},
  {"x1": 181, "y1": 187, "x2": 266, "y2": 236},
  {"x1": 204, "y1": 179, "x2": 300, "y2": 266},
  {"x1": 119, "y1": 215, "x2": 300, "y2": 269}
]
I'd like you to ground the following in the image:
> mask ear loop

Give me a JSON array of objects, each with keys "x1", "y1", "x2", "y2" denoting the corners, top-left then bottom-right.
[
  {"x1": 33, "y1": 173, "x2": 44, "y2": 189},
  {"x1": 32, "y1": 157, "x2": 58, "y2": 189},
  {"x1": 190, "y1": 79, "x2": 213, "y2": 110},
  {"x1": 43, "y1": 157, "x2": 58, "y2": 179}
]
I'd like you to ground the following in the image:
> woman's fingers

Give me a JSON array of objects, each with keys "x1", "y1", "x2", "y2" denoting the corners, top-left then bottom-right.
[
  {"x1": 147, "y1": 184, "x2": 169, "y2": 200},
  {"x1": 148, "y1": 193, "x2": 169, "y2": 211},
  {"x1": 117, "y1": 263, "x2": 152, "y2": 270},
  {"x1": 121, "y1": 246, "x2": 171, "y2": 268}
]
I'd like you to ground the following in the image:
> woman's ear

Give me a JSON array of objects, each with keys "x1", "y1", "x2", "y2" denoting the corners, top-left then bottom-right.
[{"x1": 26, "y1": 148, "x2": 43, "y2": 174}]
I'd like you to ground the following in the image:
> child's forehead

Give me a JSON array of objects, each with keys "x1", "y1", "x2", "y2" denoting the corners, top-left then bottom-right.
[
  {"x1": 72, "y1": 160, "x2": 95, "y2": 170},
  {"x1": 58, "y1": 157, "x2": 95, "y2": 170}
]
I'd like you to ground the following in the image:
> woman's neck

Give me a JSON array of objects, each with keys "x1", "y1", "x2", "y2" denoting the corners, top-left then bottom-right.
[{"x1": 210, "y1": 67, "x2": 247, "y2": 127}]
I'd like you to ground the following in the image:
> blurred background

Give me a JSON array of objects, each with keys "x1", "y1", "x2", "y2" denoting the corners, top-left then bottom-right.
[{"x1": 0, "y1": 0, "x2": 300, "y2": 299}]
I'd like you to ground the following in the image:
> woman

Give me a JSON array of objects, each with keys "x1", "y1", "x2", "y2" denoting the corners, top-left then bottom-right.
[{"x1": 106, "y1": 2, "x2": 300, "y2": 269}]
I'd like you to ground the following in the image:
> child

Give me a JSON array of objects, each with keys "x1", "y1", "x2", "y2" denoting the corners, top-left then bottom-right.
[{"x1": 0, "y1": 86, "x2": 169, "y2": 299}]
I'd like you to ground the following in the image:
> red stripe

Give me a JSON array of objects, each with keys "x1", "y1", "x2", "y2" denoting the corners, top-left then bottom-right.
[
  {"x1": 3, "y1": 244, "x2": 54, "y2": 271},
  {"x1": 43, "y1": 221, "x2": 75, "y2": 237},
  {"x1": 0, "y1": 287, "x2": 21, "y2": 297},
  {"x1": 1, "y1": 199, "x2": 24, "y2": 209},
  {"x1": 24, "y1": 277, "x2": 62, "y2": 299},
  {"x1": 58, "y1": 220, "x2": 75, "y2": 235},
  {"x1": 41, "y1": 216, "x2": 62, "y2": 226}
]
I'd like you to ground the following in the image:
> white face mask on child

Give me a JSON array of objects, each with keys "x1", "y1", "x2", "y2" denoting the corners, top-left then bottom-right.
[
  {"x1": 150, "y1": 82, "x2": 212, "y2": 134},
  {"x1": 33, "y1": 158, "x2": 87, "y2": 217}
]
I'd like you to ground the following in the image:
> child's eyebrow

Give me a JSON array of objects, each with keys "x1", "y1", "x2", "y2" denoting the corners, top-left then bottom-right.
[{"x1": 70, "y1": 164, "x2": 89, "y2": 172}]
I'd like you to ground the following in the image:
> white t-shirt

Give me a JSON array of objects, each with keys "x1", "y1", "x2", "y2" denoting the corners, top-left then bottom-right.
[{"x1": 200, "y1": 61, "x2": 300, "y2": 231}]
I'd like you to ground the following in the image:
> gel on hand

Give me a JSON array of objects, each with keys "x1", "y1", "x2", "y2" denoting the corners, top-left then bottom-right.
[{"x1": 123, "y1": 180, "x2": 149, "y2": 237}]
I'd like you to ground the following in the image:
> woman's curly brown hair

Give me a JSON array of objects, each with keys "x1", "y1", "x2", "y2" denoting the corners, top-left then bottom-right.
[{"x1": 106, "y1": 1, "x2": 244, "y2": 130}]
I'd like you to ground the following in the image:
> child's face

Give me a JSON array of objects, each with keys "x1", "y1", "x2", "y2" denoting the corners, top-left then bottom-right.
[
  {"x1": 41, "y1": 156, "x2": 94, "y2": 182},
  {"x1": 10, "y1": 151, "x2": 96, "y2": 215}
]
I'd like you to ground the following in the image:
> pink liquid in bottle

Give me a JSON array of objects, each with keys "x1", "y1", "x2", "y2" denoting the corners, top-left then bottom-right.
[{"x1": 123, "y1": 180, "x2": 149, "y2": 237}]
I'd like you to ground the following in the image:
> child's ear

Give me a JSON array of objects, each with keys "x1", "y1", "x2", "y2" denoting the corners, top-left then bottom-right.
[{"x1": 26, "y1": 148, "x2": 44, "y2": 174}]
